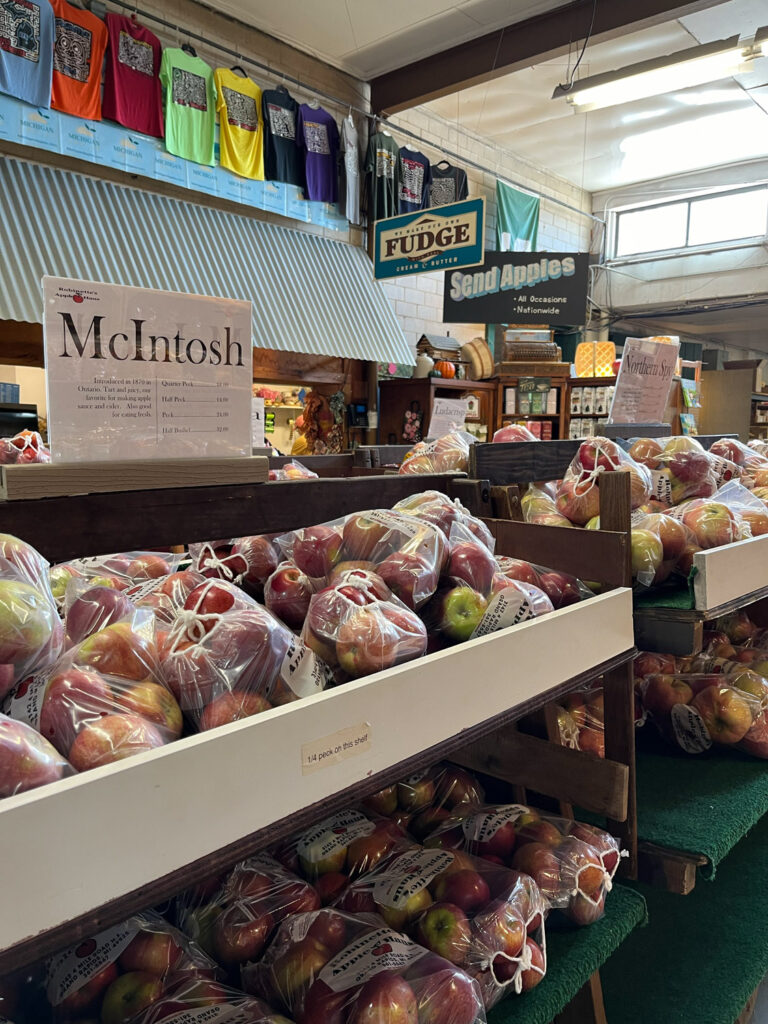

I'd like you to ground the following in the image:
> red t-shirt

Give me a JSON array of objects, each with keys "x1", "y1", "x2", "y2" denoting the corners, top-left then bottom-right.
[
  {"x1": 51, "y1": 0, "x2": 108, "y2": 121},
  {"x1": 102, "y1": 13, "x2": 163, "y2": 138}
]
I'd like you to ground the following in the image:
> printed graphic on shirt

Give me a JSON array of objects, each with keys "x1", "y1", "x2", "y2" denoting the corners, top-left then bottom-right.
[
  {"x1": 400, "y1": 156, "x2": 425, "y2": 206},
  {"x1": 430, "y1": 178, "x2": 456, "y2": 206},
  {"x1": 171, "y1": 66, "x2": 207, "y2": 111},
  {"x1": 376, "y1": 147, "x2": 395, "y2": 179},
  {"x1": 267, "y1": 103, "x2": 295, "y2": 140},
  {"x1": 54, "y1": 18, "x2": 92, "y2": 82},
  {"x1": 304, "y1": 120, "x2": 330, "y2": 155},
  {"x1": 223, "y1": 86, "x2": 258, "y2": 131},
  {"x1": 0, "y1": 0, "x2": 41, "y2": 62},
  {"x1": 117, "y1": 30, "x2": 153, "y2": 76}
]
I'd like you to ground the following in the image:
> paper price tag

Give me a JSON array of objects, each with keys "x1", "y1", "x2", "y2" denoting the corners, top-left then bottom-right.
[
  {"x1": 671, "y1": 704, "x2": 712, "y2": 753},
  {"x1": 428, "y1": 397, "x2": 469, "y2": 439},
  {"x1": 301, "y1": 724, "x2": 371, "y2": 775}
]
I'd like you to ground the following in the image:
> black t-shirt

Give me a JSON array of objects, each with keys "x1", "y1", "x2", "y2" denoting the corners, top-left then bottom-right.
[
  {"x1": 262, "y1": 86, "x2": 304, "y2": 187},
  {"x1": 398, "y1": 147, "x2": 431, "y2": 213},
  {"x1": 429, "y1": 162, "x2": 468, "y2": 206}
]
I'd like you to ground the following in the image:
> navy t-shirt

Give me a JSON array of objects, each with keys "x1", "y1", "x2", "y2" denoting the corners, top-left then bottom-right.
[{"x1": 398, "y1": 147, "x2": 431, "y2": 213}]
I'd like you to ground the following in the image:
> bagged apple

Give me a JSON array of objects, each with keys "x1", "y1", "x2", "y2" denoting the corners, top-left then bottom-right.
[
  {"x1": 399, "y1": 430, "x2": 474, "y2": 475},
  {"x1": 628, "y1": 435, "x2": 736, "y2": 507},
  {"x1": 268, "y1": 458, "x2": 319, "y2": 481},
  {"x1": 0, "y1": 429, "x2": 50, "y2": 464},
  {"x1": 243, "y1": 907, "x2": 487, "y2": 1024},
  {"x1": 125, "y1": 569, "x2": 208, "y2": 625},
  {"x1": 265, "y1": 561, "x2": 317, "y2": 630},
  {"x1": 0, "y1": 534, "x2": 64, "y2": 700},
  {"x1": 0, "y1": 713, "x2": 74, "y2": 797},
  {"x1": 555, "y1": 438, "x2": 651, "y2": 526},
  {"x1": 4, "y1": 608, "x2": 182, "y2": 771},
  {"x1": 137, "y1": 975, "x2": 289, "y2": 1023},
  {"x1": 492, "y1": 424, "x2": 538, "y2": 443},
  {"x1": 424, "y1": 804, "x2": 620, "y2": 926},
  {"x1": 160, "y1": 579, "x2": 330, "y2": 730},
  {"x1": 334, "y1": 841, "x2": 547, "y2": 1007},
  {"x1": 667, "y1": 497, "x2": 747, "y2": 551},
  {"x1": 271, "y1": 809, "x2": 404, "y2": 891},
  {"x1": 53, "y1": 551, "x2": 185, "y2": 597},
  {"x1": 363, "y1": 763, "x2": 485, "y2": 840},
  {"x1": 551, "y1": 686, "x2": 606, "y2": 758},
  {"x1": 302, "y1": 577, "x2": 427, "y2": 678},
  {"x1": 191, "y1": 535, "x2": 281, "y2": 595},
  {"x1": 496, "y1": 556, "x2": 589, "y2": 609},
  {"x1": 64, "y1": 576, "x2": 138, "y2": 643},
  {"x1": 709, "y1": 437, "x2": 768, "y2": 484},
  {"x1": 176, "y1": 851, "x2": 321, "y2": 972},
  {"x1": 640, "y1": 669, "x2": 768, "y2": 757},
  {"x1": 394, "y1": 490, "x2": 494, "y2": 555},
  {"x1": 710, "y1": 480, "x2": 768, "y2": 537},
  {"x1": 627, "y1": 512, "x2": 693, "y2": 588},
  {"x1": 44, "y1": 909, "x2": 218, "y2": 1022},
  {"x1": 520, "y1": 485, "x2": 575, "y2": 528}
]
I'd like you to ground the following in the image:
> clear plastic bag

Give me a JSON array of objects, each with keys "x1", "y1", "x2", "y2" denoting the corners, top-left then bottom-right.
[
  {"x1": 44, "y1": 911, "x2": 218, "y2": 1021},
  {"x1": 265, "y1": 562, "x2": 317, "y2": 630},
  {"x1": 243, "y1": 907, "x2": 487, "y2": 1024},
  {"x1": 492, "y1": 425, "x2": 538, "y2": 443},
  {"x1": 399, "y1": 430, "x2": 474, "y2": 475},
  {"x1": 268, "y1": 459, "x2": 319, "y2": 481},
  {"x1": 627, "y1": 435, "x2": 736, "y2": 507},
  {"x1": 0, "y1": 429, "x2": 50, "y2": 464},
  {"x1": 5, "y1": 609, "x2": 181, "y2": 771},
  {"x1": 0, "y1": 713, "x2": 74, "y2": 797},
  {"x1": 126, "y1": 569, "x2": 208, "y2": 625},
  {"x1": 334, "y1": 842, "x2": 547, "y2": 1006},
  {"x1": 0, "y1": 534, "x2": 64, "y2": 699},
  {"x1": 670, "y1": 497, "x2": 747, "y2": 550},
  {"x1": 496, "y1": 557, "x2": 588, "y2": 609},
  {"x1": 551, "y1": 686, "x2": 606, "y2": 758},
  {"x1": 176, "y1": 851, "x2": 321, "y2": 971},
  {"x1": 629, "y1": 512, "x2": 693, "y2": 588},
  {"x1": 424, "y1": 804, "x2": 620, "y2": 926},
  {"x1": 520, "y1": 486, "x2": 575, "y2": 529},
  {"x1": 394, "y1": 490, "x2": 494, "y2": 555},
  {"x1": 556, "y1": 438, "x2": 652, "y2": 525},
  {"x1": 138, "y1": 977, "x2": 284, "y2": 1023},
  {"x1": 54, "y1": 550, "x2": 184, "y2": 592},
  {"x1": 159, "y1": 579, "x2": 328, "y2": 730},
  {"x1": 191, "y1": 536, "x2": 281, "y2": 594},
  {"x1": 64, "y1": 577, "x2": 137, "y2": 643},
  {"x1": 639, "y1": 670, "x2": 768, "y2": 757},
  {"x1": 362, "y1": 763, "x2": 486, "y2": 840},
  {"x1": 711, "y1": 480, "x2": 768, "y2": 537}
]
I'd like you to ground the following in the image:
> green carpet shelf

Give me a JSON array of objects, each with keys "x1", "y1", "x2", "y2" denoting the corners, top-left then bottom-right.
[
  {"x1": 602, "y1": 811, "x2": 768, "y2": 1024},
  {"x1": 488, "y1": 885, "x2": 647, "y2": 1024}
]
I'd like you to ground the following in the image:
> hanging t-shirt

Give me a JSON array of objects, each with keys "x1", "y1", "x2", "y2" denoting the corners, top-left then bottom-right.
[
  {"x1": 50, "y1": 0, "x2": 108, "y2": 120},
  {"x1": 339, "y1": 113, "x2": 360, "y2": 224},
  {"x1": 159, "y1": 47, "x2": 216, "y2": 167},
  {"x1": 298, "y1": 103, "x2": 339, "y2": 203},
  {"x1": 262, "y1": 86, "x2": 303, "y2": 187},
  {"x1": 102, "y1": 13, "x2": 162, "y2": 137},
  {"x1": 429, "y1": 162, "x2": 468, "y2": 207},
  {"x1": 0, "y1": 0, "x2": 55, "y2": 108},
  {"x1": 214, "y1": 68, "x2": 264, "y2": 180},
  {"x1": 398, "y1": 147, "x2": 431, "y2": 213},
  {"x1": 364, "y1": 131, "x2": 399, "y2": 223}
]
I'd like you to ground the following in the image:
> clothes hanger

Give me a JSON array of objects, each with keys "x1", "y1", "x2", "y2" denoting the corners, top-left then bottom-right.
[
  {"x1": 307, "y1": 97, "x2": 320, "y2": 109},
  {"x1": 181, "y1": 41, "x2": 197, "y2": 57},
  {"x1": 435, "y1": 159, "x2": 451, "y2": 168},
  {"x1": 230, "y1": 64, "x2": 248, "y2": 77}
]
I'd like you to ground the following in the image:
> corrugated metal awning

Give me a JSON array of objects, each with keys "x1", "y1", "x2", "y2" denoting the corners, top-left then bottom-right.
[{"x1": 0, "y1": 156, "x2": 414, "y2": 365}]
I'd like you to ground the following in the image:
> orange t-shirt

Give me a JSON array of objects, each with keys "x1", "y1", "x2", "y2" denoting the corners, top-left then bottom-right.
[{"x1": 51, "y1": 0, "x2": 108, "y2": 120}]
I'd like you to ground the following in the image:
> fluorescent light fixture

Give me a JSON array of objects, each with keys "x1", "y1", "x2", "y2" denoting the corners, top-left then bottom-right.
[{"x1": 552, "y1": 36, "x2": 748, "y2": 112}]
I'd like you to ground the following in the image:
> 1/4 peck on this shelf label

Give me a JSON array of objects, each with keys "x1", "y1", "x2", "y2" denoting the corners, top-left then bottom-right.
[{"x1": 301, "y1": 722, "x2": 371, "y2": 775}]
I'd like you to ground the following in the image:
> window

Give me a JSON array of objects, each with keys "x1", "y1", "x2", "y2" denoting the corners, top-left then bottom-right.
[{"x1": 613, "y1": 185, "x2": 768, "y2": 257}]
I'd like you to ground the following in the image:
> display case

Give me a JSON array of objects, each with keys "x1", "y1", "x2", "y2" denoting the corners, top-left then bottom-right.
[{"x1": 378, "y1": 377, "x2": 499, "y2": 445}]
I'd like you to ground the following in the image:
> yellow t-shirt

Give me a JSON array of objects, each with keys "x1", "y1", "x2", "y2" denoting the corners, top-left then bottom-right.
[{"x1": 214, "y1": 68, "x2": 264, "y2": 180}]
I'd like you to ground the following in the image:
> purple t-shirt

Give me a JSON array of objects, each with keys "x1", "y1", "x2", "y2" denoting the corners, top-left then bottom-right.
[{"x1": 298, "y1": 103, "x2": 339, "y2": 203}]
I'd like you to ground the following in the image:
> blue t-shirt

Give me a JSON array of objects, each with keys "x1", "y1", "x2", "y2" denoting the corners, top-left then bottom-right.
[{"x1": 0, "y1": 0, "x2": 54, "y2": 108}]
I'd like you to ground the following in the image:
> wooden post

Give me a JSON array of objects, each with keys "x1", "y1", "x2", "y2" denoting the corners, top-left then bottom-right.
[
  {"x1": 604, "y1": 661, "x2": 637, "y2": 878},
  {"x1": 555, "y1": 972, "x2": 608, "y2": 1024}
]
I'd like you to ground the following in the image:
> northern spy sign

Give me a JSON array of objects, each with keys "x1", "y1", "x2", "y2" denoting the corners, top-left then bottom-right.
[
  {"x1": 608, "y1": 337, "x2": 680, "y2": 424},
  {"x1": 373, "y1": 197, "x2": 485, "y2": 280},
  {"x1": 442, "y1": 251, "x2": 589, "y2": 325},
  {"x1": 43, "y1": 276, "x2": 253, "y2": 462}
]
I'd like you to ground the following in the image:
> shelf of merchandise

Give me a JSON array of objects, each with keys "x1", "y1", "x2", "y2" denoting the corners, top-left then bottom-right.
[
  {"x1": 564, "y1": 376, "x2": 616, "y2": 438},
  {"x1": 0, "y1": 470, "x2": 635, "y2": 975}
]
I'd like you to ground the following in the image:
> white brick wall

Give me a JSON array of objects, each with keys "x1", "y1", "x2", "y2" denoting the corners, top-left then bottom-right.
[{"x1": 379, "y1": 106, "x2": 594, "y2": 353}]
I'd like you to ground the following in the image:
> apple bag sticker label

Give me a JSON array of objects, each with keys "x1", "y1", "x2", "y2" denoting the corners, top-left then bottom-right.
[
  {"x1": 650, "y1": 470, "x2": 673, "y2": 505},
  {"x1": 671, "y1": 704, "x2": 712, "y2": 754},
  {"x1": 319, "y1": 927, "x2": 424, "y2": 992},
  {"x1": 156, "y1": 1005, "x2": 262, "y2": 1024},
  {"x1": 46, "y1": 921, "x2": 140, "y2": 1004},
  {"x1": 364, "y1": 508, "x2": 423, "y2": 540},
  {"x1": 281, "y1": 638, "x2": 332, "y2": 699},
  {"x1": 296, "y1": 809, "x2": 376, "y2": 865},
  {"x1": 471, "y1": 589, "x2": 534, "y2": 639},
  {"x1": 709, "y1": 454, "x2": 735, "y2": 485},
  {"x1": 2, "y1": 668, "x2": 52, "y2": 730},
  {"x1": 371, "y1": 849, "x2": 455, "y2": 909},
  {"x1": 462, "y1": 805, "x2": 529, "y2": 844}
]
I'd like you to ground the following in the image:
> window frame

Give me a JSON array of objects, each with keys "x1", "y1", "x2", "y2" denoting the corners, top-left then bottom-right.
[{"x1": 611, "y1": 184, "x2": 768, "y2": 260}]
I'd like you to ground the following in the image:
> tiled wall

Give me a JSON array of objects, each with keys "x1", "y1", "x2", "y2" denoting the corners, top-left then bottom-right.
[{"x1": 378, "y1": 106, "x2": 595, "y2": 352}]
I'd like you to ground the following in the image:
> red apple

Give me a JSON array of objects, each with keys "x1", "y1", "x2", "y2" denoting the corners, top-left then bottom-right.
[
  {"x1": 447, "y1": 542, "x2": 496, "y2": 595},
  {"x1": 415, "y1": 966, "x2": 480, "y2": 1024},
  {"x1": 303, "y1": 979, "x2": 348, "y2": 1024},
  {"x1": 628, "y1": 438, "x2": 663, "y2": 469},
  {"x1": 496, "y1": 557, "x2": 540, "y2": 587},
  {"x1": 213, "y1": 903, "x2": 274, "y2": 965},
  {"x1": 566, "y1": 891, "x2": 605, "y2": 926},
  {"x1": 342, "y1": 513, "x2": 393, "y2": 561},
  {"x1": 264, "y1": 564, "x2": 314, "y2": 630},
  {"x1": 415, "y1": 902, "x2": 471, "y2": 965},
  {"x1": 346, "y1": 821, "x2": 401, "y2": 876},
  {"x1": 537, "y1": 571, "x2": 581, "y2": 610},
  {"x1": 199, "y1": 691, "x2": 272, "y2": 731},
  {"x1": 578, "y1": 727, "x2": 605, "y2": 758},
  {"x1": 76, "y1": 621, "x2": 155, "y2": 681},
  {"x1": 292, "y1": 526, "x2": 343, "y2": 579},
  {"x1": 39, "y1": 666, "x2": 113, "y2": 754},
  {"x1": 410, "y1": 807, "x2": 451, "y2": 842},
  {"x1": 558, "y1": 837, "x2": 605, "y2": 897},
  {"x1": 472, "y1": 902, "x2": 525, "y2": 960},
  {"x1": 270, "y1": 936, "x2": 332, "y2": 1008},
  {"x1": 349, "y1": 972, "x2": 418, "y2": 1024},
  {"x1": 337, "y1": 887, "x2": 378, "y2": 915},
  {"x1": 511, "y1": 843, "x2": 561, "y2": 898},
  {"x1": 642, "y1": 674, "x2": 694, "y2": 716},
  {"x1": 634, "y1": 652, "x2": 676, "y2": 677},
  {"x1": 183, "y1": 580, "x2": 252, "y2": 628},
  {"x1": 681, "y1": 502, "x2": 740, "y2": 549},
  {"x1": 56, "y1": 961, "x2": 119, "y2": 1013},
  {"x1": 435, "y1": 766, "x2": 483, "y2": 809},
  {"x1": 740, "y1": 709, "x2": 768, "y2": 758},
  {"x1": 67, "y1": 585, "x2": 134, "y2": 644},
  {"x1": 119, "y1": 930, "x2": 184, "y2": 976},
  {"x1": 128, "y1": 555, "x2": 171, "y2": 580},
  {"x1": 555, "y1": 478, "x2": 601, "y2": 526},
  {"x1": 306, "y1": 910, "x2": 348, "y2": 955},
  {"x1": 0, "y1": 716, "x2": 69, "y2": 796},
  {"x1": 101, "y1": 971, "x2": 164, "y2": 1024},
  {"x1": 279, "y1": 879, "x2": 322, "y2": 917},
  {"x1": 377, "y1": 551, "x2": 437, "y2": 610},
  {"x1": 334, "y1": 570, "x2": 393, "y2": 605},
  {"x1": 397, "y1": 775, "x2": 435, "y2": 812},
  {"x1": 431, "y1": 869, "x2": 490, "y2": 913},
  {"x1": 337, "y1": 603, "x2": 426, "y2": 677},
  {"x1": 515, "y1": 820, "x2": 562, "y2": 847},
  {"x1": 577, "y1": 438, "x2": 620, "y2": 472},
  {"x1": 692, "y1": 686, "x2": 753, "y2": 744},
  {"x1": 233, "y1": 535, "x2": 280, "y2": 586},
  {"x1": 68, "y1": 713, "x2": 166, "y2": 771},
  {"x1": 519, "y1": 937, "x2": 545, "y2": 989},
  {"x1": 314, "y1": 872, "x2": 348, "y2": 905},
  {"x1": 475, "y1": 821, "x2": 516, "y2": 861},
  {"x1": 362, "y1": 783, "x2": 398, "y2": 816}
]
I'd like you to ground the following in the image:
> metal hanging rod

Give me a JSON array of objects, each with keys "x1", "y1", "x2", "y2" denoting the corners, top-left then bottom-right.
[{"x1": 107, "y1": 0, "x2": 601, "y2": 225}]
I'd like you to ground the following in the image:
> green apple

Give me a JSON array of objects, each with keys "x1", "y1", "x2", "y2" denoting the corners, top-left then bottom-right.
[
  {"x1": 100, "y1": 972, "x2": 163, "y2": 1024},
  {"x1": 437, "y1": 586, "x2": 488, "y2": 642}
]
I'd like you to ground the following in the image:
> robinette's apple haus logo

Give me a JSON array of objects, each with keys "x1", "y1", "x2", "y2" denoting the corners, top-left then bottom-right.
[{"x1": 378, "y1": 209, "x2": 479, "y2": 266}]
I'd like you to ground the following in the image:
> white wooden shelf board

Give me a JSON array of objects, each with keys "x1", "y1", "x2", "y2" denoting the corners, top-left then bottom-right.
[
  {"x1": 0, "y1": 588, "x2": 632, "y2": 952},
  {"x1": 692, "y1": 535, "x2": 768, "y2": 611}
]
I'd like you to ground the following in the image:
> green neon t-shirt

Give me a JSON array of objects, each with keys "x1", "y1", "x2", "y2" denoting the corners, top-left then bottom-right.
[{"x1": 160, "y1": 48, "x2": 216, "y2": 166}]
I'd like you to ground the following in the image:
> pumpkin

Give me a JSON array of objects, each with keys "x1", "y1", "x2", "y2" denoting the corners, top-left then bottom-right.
[{"x1": 434, "y1": 360, "x2": 456, "y2": 379}]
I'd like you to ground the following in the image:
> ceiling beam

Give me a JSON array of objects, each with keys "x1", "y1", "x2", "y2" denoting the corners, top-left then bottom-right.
[{"x1": 370, "y1": 0, "x2": 723, "y2": 114}]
